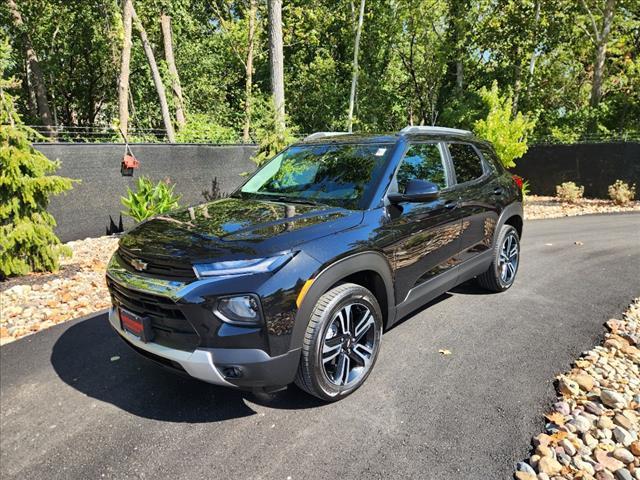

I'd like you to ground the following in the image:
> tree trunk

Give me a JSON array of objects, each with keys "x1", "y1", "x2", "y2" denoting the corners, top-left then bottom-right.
[
  {"x1": 456, "y1": 60, "x2": 463, "y2": 90},
  {"x1": 118, "y1": 0, "x2": 133, "y2": 138},
  {"x1": 347, "y1": 0, "x2": 365, "y2": 133},
  {"x1": 131, "y1": 2, "x2": 176, "y2": 143},
  {"x1": 6, "y1": 0, "x2": 54, "y2": 136},
  {"x1": 160, "y1": 13, "x2": 186, "y2": 129},
  {"x1": 243, "y1": 0, "x2": 257, "y2": 143},
  {"x1": 268, "y1": 0, "x2": 285, "y2": 134},
  {"x1": 588, "y1": 0, "x2": 616, "y2": 107},
  {"x1": 512, "y1": 62, "x2": 522, "y2": 116}
]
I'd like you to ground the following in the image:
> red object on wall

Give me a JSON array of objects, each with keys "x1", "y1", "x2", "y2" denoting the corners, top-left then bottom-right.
[{"x1": 121, "y1": 153, "x2": 139, "y2": 176}]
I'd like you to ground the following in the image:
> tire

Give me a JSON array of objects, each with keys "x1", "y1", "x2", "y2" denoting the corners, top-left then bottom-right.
[
  {"x1": 477, "y1": 224, "x2": 520, "y2": 292},
  {"x1": 295, "y1": 283, "x2": 383, "y2": 401}
]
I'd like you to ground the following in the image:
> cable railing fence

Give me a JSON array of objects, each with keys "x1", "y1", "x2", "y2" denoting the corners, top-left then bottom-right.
[{"x1": 15, "y1": 124, "x2": 640, "y2": 145}]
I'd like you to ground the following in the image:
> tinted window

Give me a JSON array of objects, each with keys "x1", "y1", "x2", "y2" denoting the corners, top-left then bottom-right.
[
  {"x1": 396, "y1": 143, "x2": 446, "y2": 193},
  {"x1": 477, "y1": 144, "x2": 501, "y2": 173},
  {"x1": 240, "y1": 143, "x2": 392, "y2": 209},
  {"x1": 448, "y1": 143, "x2": 484, "y2": 184}
]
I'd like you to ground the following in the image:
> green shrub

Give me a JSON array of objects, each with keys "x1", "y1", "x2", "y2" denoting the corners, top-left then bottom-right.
[
  {"x1": 0, "y1": 41, "x2": 76, "y2": 278},
  {"x1": 121, "y1": 177, "x2": 181, "y2": 222},
  {"x1": 175, "y1": 114, "x2": 238, "y2": 143},
  {"x1": 473, "y1": 81, "x2": 537, "y2": 169},
  {"x1": 608, "y1": 180, "x2": 636, "y2": 206},
  {"x1": 556, "y1": 181, "x2": 584, "y2": 203}
]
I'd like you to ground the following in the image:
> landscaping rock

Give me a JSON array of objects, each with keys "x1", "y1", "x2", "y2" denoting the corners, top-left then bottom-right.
[{"x1": 514, "y1": 299, "x2": 640, "y2": 480}]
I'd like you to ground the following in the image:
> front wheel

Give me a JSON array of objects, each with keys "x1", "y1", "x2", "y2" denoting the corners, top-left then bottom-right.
[
  {"x1": 295, "y1": 283, "x2": 383, "y2": 401},
  {"x1": 477, "y1": 224, "x2": 520, "y2": 292}
]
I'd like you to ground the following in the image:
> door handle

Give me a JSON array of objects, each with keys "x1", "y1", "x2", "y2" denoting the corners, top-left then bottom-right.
[{"x1": 493, "y1": 187, "x2": 504, "y2": 196}]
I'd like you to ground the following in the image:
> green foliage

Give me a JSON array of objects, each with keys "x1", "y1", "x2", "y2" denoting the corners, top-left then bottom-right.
[
  {"x1": 521, "y1": 179, "x2": 530, "y2": 202},
  {"x1": 473, "y1": 82, "x2": 537, "y2": 168},
  {"x1": 251, "y1": 98, "x2": 296, "y2": 165},
  {"x1": 121, "y1": 176, "x2": 181, "y2": 222},
  {"x1": 556, "y1": 181, "x2": 584, "y2": 203},
  {"x1": 1, "y1": 0, "x2": 639, "y2": 143},
  {"x1": 175, "y1": 114, "x2": 238, "y2": 143},
  {"x1": 608, "y1": 180, "x2": 636, "y2": 206},
  {"x1": 0, "y1": 40, "x2": 75, "y2": 278}
]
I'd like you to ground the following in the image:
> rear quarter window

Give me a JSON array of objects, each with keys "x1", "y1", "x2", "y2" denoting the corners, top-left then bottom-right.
[{"x1": 447, "y1": 143, "x2": 484, "y2": 184}]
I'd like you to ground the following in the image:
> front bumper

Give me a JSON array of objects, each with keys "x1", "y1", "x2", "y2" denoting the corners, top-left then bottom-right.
[{"x1": 109, "y1": 307, "x2": 300, "y2": 389}]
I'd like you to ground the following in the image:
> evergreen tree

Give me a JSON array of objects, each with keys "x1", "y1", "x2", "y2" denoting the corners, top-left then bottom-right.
[{"x1": 0, "y1": 39, "x2": 75, "y2": 278}]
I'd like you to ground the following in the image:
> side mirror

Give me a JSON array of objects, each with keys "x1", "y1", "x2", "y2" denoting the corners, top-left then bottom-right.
[{"x1": 388, "y1": 179, "x2": 440, "y2": 203}]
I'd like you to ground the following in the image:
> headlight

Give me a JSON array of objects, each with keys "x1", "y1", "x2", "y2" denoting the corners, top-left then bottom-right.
[
  {"x1": 215, "y1": 294, "x2": 262, "y2": 325},
  {"x1": 192, "y1": 252, "x2": 294, "y2": 279}
]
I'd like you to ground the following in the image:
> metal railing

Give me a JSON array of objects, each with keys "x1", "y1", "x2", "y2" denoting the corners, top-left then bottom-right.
[{"x1": 20, "y1": 124, "x2": 640, "y2": 145}]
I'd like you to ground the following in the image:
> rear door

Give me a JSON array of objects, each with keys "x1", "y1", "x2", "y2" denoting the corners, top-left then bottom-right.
[
  {"x1": 445, "y1": 142, "x2": 501, "y2": 264},
  {"x1": 386, "y1": 142, "x2": 465, "y2": 304}
]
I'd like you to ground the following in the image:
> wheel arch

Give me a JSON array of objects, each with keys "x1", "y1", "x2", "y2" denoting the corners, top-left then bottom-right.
[
  {"x1": 494, "y1": 202, "x2": 524, "y2": 244},
  {"x1": 291, "y1": 251, "x2": 395, "y2": 350}
]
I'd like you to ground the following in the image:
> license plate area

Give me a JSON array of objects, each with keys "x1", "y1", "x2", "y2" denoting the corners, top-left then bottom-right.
[{"x1": 119, "y1": 308, "x2": 154, "y2": 343}]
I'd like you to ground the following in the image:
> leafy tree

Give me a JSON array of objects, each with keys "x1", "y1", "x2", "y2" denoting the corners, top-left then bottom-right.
[
  {"x1": 0, "y1": 38, "x2": 75, "y2": 277},
  {"x1": 473, "y1": 82, "x2": 536, "y2": 168}
]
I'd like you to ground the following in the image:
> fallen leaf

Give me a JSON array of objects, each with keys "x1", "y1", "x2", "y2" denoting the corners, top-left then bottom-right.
[
  {"x1": 574, "y1": 241, "x2": 584, "y2": 245},
  {"x1": 548, "y1": 431, "x2": 568, "y2": 443},
  {"x1": 544, "y1": 243, "x2": 553, "y2": 246},
  {"x1": 545, "y1": 412, "x2": 566, "y2": 425},
  {"x1": 438, "y1": 349, "x2": 452, "y2": 355}
]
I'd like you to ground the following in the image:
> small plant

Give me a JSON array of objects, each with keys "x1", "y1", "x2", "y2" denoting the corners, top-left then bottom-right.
[
  {"x1": 608, "y1": 180, "x2": 636, "y2": 205},
  {"x1": 522, "y1": 179, "x2": 530, "y2": 202},
  {"x1": 121, "y1": 177, "x2": 181, "y2": 222},
  {"x1": 0, "y1": 39, "x2": 76, "y2": 278},
  {"x1": 556, "y1": 181, "x2": 584, "y2": 204}
]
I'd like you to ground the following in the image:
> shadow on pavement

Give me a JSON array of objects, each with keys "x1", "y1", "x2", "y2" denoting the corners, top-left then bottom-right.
[{"x1": 50, "y1": 313, "x2": 324, "y2": 423}]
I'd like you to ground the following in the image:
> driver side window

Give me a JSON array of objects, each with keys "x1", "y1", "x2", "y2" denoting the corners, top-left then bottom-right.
[{"x1": 396, "y1": 143, "x2": 447, "y2": 193}]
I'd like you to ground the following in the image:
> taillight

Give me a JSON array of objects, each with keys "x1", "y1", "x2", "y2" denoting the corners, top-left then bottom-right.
[{"x1": 512, "y1": 175, "x2": 524, "y2": 189}]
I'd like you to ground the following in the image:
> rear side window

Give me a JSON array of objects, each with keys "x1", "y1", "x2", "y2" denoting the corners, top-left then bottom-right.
[
  {"x1": 477, "y1": 144, "x2": 503, "y2": 173},
  {"x1": 448, "y1": 143, "x2": 484, "y2": 184},
  {"x1": 396, "y1": 143, "x2": 447, "y2": 193}
]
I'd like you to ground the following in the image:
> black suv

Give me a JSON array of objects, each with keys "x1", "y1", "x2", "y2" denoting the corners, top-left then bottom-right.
[{"x1": 106, "y1": 126, "x2": 523, "y2": 401}]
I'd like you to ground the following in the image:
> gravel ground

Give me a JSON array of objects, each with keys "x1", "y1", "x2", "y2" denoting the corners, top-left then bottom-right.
[
  {"x1": 525, "y1": 196, "x2": 640, "y2": 220},
  {"x1": 0, "y1": 236, "x2": 118, "y2": 345},
  {"x1": 514, "y1": 299, "x2": 640, "y2": 480},
  {"x1": 0, "y1": 198, "x2": 638, "y2": 345}
]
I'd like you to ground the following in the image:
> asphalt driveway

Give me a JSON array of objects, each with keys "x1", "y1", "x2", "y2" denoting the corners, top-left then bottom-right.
[{"x1": 1, "y1": 213, "x2": 639, "y2": 480}]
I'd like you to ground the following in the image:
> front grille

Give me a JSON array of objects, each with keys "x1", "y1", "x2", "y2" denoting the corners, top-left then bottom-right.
[
  {"x1": 107, "y1": 277, "x2": 200, "y2": 352},
  {"x1": 118, "y1": 247, "x2": 197, "y2": 281}
]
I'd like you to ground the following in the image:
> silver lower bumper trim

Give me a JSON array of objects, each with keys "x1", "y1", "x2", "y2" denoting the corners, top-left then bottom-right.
[{"x1": 108, "y1": 308, "x2": 235, "y2": 387}]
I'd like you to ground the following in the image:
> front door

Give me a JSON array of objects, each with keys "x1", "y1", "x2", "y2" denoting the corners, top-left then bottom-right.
[{"x1": 384, "y1": 142, "x2": 465, "y2": 305}]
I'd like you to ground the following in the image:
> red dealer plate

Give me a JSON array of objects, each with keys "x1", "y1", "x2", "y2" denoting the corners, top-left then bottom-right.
[{"x1": 119, "y1": 308, "x2": 144, "y2": 338}]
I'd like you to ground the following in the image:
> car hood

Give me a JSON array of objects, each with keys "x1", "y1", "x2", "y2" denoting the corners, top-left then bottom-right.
[{"x1": 119, "y1": 197, "x2": 363, "y2": 262}]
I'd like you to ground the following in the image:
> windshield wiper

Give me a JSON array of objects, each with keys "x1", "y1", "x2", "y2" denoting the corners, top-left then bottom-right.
[{"x1": 269, "y1": 195, "x2": 325, "y2": 206}]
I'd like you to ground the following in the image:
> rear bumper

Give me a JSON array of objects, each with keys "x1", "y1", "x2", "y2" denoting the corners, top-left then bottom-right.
[{"x1": 109, "y1": 308, "x2": 300, "y2": 389}]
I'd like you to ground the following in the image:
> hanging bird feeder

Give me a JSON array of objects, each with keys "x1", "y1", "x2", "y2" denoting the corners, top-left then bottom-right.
[{"x1": 119, "y1": 129, "x2": 139, "y2": 176}]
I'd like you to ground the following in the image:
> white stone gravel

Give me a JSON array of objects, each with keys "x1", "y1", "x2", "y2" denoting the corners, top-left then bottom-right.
[
  {"x1": 525, "y1": 196, "x2": 640, "y2": 220},
  {"x1": 0, "y1": 236, "x2": 119, "y2": 345},
  {"x1": 514, "y1": 299, "x2": 640, "y2": 480}
]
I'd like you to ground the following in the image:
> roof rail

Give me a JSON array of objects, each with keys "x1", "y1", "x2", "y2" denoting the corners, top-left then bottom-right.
[
  {"x1": 400, "y1": 125, "x2": 472, "y2": 136},
  {"x1": 303, "y1": 132, "x2": 350, "y2": 141}
]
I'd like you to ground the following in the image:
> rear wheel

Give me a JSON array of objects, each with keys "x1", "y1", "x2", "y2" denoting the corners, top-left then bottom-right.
[
  {"x1": 295, "y1": 283, "x2": 383, "y2": 401},
  {"x1": 477, "y1": 224, "x2": 520, "y2": 292}
]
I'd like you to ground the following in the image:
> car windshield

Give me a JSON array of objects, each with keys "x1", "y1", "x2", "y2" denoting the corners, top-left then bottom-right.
[{"x1": 237, "y1": 143, "x2": 393, "y2": 209}]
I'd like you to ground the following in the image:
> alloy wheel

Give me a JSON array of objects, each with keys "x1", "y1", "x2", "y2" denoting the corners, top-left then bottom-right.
[
  {"x1": 321, "y1": 302, "x2": 378, "y2": 386},
  {"x1": 498, "y1": 231, "x2": 519, "y2": 285}
]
